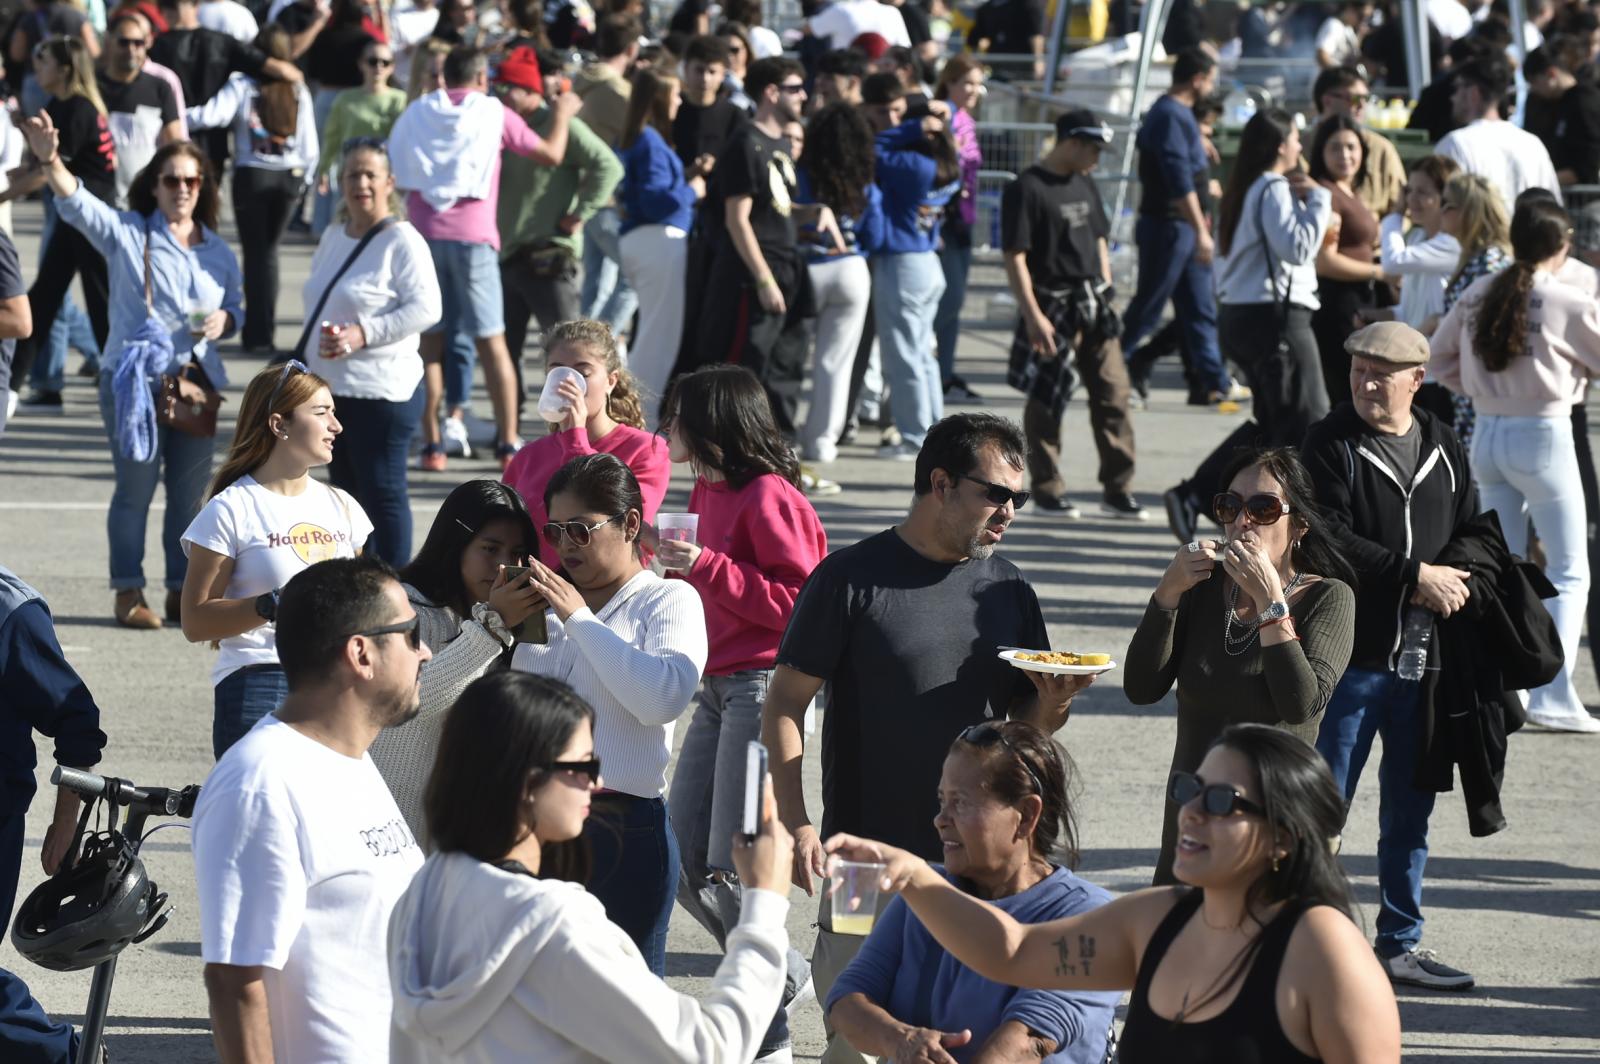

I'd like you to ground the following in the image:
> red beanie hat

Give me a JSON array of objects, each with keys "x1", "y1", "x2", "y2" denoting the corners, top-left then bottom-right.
[
  {"x1": 496, "y1": 46, "x2": 544, "y2": 95},
  {"x1": 850, "y1": 32, "x2": 890, "y2": 60}
]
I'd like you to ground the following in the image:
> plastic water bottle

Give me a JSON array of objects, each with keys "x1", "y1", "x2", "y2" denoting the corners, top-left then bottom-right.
[{"x1": 1397, "y1": 605, "x2": 1432, "y2": 681}]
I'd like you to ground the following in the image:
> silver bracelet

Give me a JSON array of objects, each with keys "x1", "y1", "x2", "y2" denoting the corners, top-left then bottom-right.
[{"x1": 470, "y1": 601, "x2": 515, "y2": 647}]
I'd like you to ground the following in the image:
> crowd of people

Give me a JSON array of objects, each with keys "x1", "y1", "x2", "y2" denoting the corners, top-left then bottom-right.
[{"x1": 0, "y1": 0, "x2": 1598, "y2": 1060}]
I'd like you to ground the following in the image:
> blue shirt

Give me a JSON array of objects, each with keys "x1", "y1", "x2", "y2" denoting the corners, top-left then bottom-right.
[
  {"x1": 1135, "y1": 94, "x2": 1210, "y2": 219},
  {"x1": 617, "y1": 125, "x2": 697, "y2": 235},
  {"x1": 874, "y1": 120, "x2": 961, "y2": 256},
  {"x1": 57, "y1": 183, "x2": 243, "y2": 387},
  {"x1": 825, "y1": 865, "x2": 1120, "y2": 1063},
  {"x1": 795, "y1": 170, "x2": 887, "y2": 264}
]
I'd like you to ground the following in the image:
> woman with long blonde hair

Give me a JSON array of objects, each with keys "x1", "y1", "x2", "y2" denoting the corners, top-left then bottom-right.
[
  {"x1": 1431, "y1": 172, "x2": 1511, "y2": 445},
  {"x1": 179, "y1": 361, "x2": 374, "y2": 758}
]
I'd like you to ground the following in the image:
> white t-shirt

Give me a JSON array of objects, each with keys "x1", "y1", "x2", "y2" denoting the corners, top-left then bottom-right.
[
  {"x1": 392, "y1": 5, "x2": 442, "y2": 90},
  {"x1": 1435, "y1": 118, "x2": 1562, "y2": 213},
  {"x1": 182, "y1": 476, "x2": 373, "y2": 684},
  {"x1": 1314, "y1": 17, "x2": 1360, "y2": 66},
  {"x1": 194, "y1": 716, "x2": 422, "y2": 1064},
  {"x1": 299, "y1": 221, "x2": 441, "y2": 401},
  {"x1": 198, "y1": 0, "x2": 259, "y2": 42},
  {"x1": 809, "y1": 0, "x2": 910, "y2": 50}
]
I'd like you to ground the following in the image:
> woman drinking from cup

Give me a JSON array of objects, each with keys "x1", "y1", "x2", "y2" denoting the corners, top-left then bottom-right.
[
  {"x1": 19, "y1": 117, "x2": 243, "y2": 630},
  {"x1": 300, "y1": 137, "x2": 441, "y2": 565},
  {"x1": 1126, "y1": 447, "x2": 1355, "y2": 884},
  {"x1": 511, "y1": 452, "x2": 707, "y2": 975}
]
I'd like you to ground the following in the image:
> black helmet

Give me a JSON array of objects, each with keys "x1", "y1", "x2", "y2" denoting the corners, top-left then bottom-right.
[{"x1": 11, "y1": 831, "x2": 170, "y2": 972}]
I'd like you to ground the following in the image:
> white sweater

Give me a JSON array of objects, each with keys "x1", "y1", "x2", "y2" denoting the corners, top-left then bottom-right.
[
  {"x1": 1214, "y1": 173, "x2": 1332, "y2": 310},
  {"x1": 388, "y1": 851, "x2": 788, "y2": 1064},
  {"x1": 1435, "y1": 119, "x2": 1561, "y2": 212},
  {"x1": 511, "y1": 570, "x2": 706, "y2": 798},
  {"x1": 1378, "y1": 213, "x2": 1459, "y2": 330},
  {"x1": 185, "y1": 73, "x2": 318, "y2": 178}
]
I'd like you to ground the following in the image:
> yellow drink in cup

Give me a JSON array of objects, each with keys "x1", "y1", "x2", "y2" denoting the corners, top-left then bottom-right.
[
  {"x1": 831, "y1": 912, "x2": 877, "y2": 936},
  {"x1": 829, "y1": 860, "x2": 888, "y2": 936}
]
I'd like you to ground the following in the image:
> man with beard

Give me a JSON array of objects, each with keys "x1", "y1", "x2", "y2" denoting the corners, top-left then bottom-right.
[
  {"x1": 98, "y1": 11, "x2": 184, "y2": 208},
  {"x1": 762, "y1": 413, "x2": 1094, "y2": 1063},
  {"x1": 192, "y1": 556, "x2": 429, "y2": 1063}
]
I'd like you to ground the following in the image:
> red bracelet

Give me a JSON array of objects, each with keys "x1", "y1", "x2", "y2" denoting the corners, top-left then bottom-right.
[{"x1": 1261, "y1": 615, "x2": 1300, "y2": 641}]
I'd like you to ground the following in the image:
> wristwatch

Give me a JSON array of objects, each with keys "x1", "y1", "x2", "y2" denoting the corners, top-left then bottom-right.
[
  {"x1": 254, "y1": 589, "x2": 280, "y2": 623},
  {"x1": 1257, "y1": 600, "x2": 1290, "y2": 626}
]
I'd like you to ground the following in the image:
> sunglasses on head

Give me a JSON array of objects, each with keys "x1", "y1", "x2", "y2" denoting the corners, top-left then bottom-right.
[
  {"x1": 352, "y1": 615, "x2": 423, "y2": 650},
  {"x1": 160, "y1": 173, "x2": 202, "y2": 191},
  {"x1": 541, "y1": 514, "x2": 622, "y2": 548},
  {"x1": 1168, "y1": 770, "x2": 1266, "y2": 817},
  {"x1": 959, "y1": 723, "x2": 1044, "y2": 795},
  {"x1": 959, "y1": 474, "x2": 1030, "y2": 510},
  {"x1": 1212, "y1": 491, "x2": 1293, "y2": 526},
  {"x1": 267, "y1": 358, "x2": 309, "y2": 410},
  {"x1": 545, "y1": 758, "x2": 602, "y2": 783}
]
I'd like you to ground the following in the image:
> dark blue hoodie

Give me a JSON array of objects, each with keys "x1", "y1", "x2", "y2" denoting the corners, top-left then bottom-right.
[{"x1": 874, "y1": 119, "x2": 962, "y2": 256}]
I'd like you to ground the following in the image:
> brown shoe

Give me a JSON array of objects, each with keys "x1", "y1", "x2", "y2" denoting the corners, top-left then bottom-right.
[
  {"x1": 114, "y1": 590, "x2": 162, "y2": 630},
  {"x1": 165, "y1": 589, "x2": 182, "y2": 624}
]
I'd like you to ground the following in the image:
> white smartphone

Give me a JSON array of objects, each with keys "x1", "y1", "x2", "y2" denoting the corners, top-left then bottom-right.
[{"x1": 742, "y1": 741, "x2": 769, "y2": 841}]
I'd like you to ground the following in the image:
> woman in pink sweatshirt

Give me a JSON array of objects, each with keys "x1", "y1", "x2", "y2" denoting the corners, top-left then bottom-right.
[
  {"x1": 503, "y1": 319, "x2": 671, "y2": 569},
  {"x1": 1430, "y1": 197, "x2": 1600, "y2": 733},
  {"x1": 656, "y1": 364, "x2": 827, "y2": 1057}
]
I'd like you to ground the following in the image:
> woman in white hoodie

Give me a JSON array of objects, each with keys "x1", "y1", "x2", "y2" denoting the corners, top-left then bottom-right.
[{"x1": 388, "y1": 670, "x2": 795, "y2": 1063}]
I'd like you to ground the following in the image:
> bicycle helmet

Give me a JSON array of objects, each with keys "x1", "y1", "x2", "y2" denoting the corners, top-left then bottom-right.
[{"x1": 11, "y1": 830, "x2": 170, "y2": 972}]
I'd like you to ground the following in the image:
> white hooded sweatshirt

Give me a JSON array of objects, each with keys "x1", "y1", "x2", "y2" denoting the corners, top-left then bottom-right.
[
  {"x1": 387, "y1": 89, "x2": 505, "y2": 213},
  {"x1": 388, "y1": 850, "x2": 789, "y2": 1063}
]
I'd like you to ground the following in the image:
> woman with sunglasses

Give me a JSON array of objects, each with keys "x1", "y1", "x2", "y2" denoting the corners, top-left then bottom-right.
[
  {"x1": 1430, "y1": 197, "x2": 1600, "y2": 733},
  {"x1": 388, "y1": 670, "x2": 798, "y2": 1062},
  {"x1": 316, "y1": 40, "x2": 406, "y2": 199},
  {"x1": 827, "y1": 720, "x2": 1119, "y2": 1063},
  {"x1": 510, "y1": 452, "x2": 707, "y2": 976},
  {"x1": 17, "y1": 123, "x2": 243, "y2": 629},
  {"x1": 301, "y1": 137, "x2": 440, "y2": 565},
  {"x1": 822, "y1": 723, "x2": 1401, "y2": 1064},
  {"x1": 179, "y1": 362, "x2": 373, "y2": 758},
  {"x1": 1127, "y1": 447, "x2": 1355, "y2": 885},
  {"x1": 369, "y1": 480, "x2": 546, "y2": 844}
]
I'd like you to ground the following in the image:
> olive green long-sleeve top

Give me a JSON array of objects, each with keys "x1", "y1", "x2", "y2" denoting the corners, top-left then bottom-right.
[{"x1": 496, "y1": 109, "x2": 622, "y2": 261}]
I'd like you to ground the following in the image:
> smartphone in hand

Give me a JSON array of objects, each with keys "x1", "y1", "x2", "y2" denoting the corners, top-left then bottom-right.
[
  {"x1": 742, "y1": 740, "x2": 769, "y2": 841},
  {"x1": 498, "y1": 565, "x2": 548, "y2": 644}
]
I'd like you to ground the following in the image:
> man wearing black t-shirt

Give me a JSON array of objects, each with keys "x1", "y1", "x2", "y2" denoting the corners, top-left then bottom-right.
[
  {"x1": 763, "y1": 413, "x2": 1092, "y2": 1059},
  {"x1": 967, "y1": 0, "x2": 1046, "y2": 78},
  {"x1": 1527, "y1": 37, "x2": 1600, "y2": 186},
  {"x1": 98, "y1": 12, "x2": 183, "y2": 207}
]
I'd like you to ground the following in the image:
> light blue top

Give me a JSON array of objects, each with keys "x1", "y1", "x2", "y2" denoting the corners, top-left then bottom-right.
[{"x1": 57, "y1": 182, "x2": 243, "y2": 386}]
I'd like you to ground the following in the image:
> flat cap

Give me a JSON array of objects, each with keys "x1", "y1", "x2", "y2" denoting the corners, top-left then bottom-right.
[{"x1": 1344, "y1": 321, "x2": 1430, "y2": 366}]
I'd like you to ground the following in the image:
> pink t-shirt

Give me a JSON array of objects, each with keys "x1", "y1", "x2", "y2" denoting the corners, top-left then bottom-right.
[
  {"x1": 502, "y1": 424, "x2": 672, "y2": 568},
  {"x1": 676, "y1": 474, "x2": 828, "y2": 676},
  {"x1": 405, "y1": 88, "x2": 543, "y2": 249}
]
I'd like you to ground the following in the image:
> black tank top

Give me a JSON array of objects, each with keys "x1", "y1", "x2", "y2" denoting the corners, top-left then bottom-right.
[{"x1": 1118, "y1": 890, "x2": 1320, "y2": 1064}]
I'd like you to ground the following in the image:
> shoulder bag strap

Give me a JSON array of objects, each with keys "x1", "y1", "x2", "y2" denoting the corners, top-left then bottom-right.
[
  {"x1": 1255, "y1": 181, "x2": 1292, "y2": 331},
  {"x1": 291, "y1": 216, "x2": 399, "y2": 359},
  {"x1": 142, "y1": 221, "x2": 155, "y2": 314}
]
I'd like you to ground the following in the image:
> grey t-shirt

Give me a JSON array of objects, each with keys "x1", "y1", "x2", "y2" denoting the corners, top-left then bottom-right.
[
  {"x1": 1362, "y1": 417, "x2": 1423, "y2": 483},
  {"x1": 0, "y1": 230, "x2": 26, "y2": 438}
]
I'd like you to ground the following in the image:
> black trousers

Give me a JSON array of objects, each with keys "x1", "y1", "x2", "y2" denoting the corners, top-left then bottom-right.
[
  {"x1": 10, "y1": 221, "x2": 109, "y2": 387},
  {"x1": 1312, "y1": 278, "x2": 1372, "y2": 409},
  {"x1": 1572, "y1": 402, "x2": 1600, "y2": 678},
  {"x1": 690, "y1": 247, "x2": 810, "y2": 436},
  {"x1": 502, "y1": 252, "x2": 582, "y2": 408},
  {"x1": 234, "y1": 167, "x2": 304, "y2": 350}
]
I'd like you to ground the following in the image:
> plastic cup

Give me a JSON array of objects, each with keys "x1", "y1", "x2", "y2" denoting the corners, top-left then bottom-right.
[
  {"x1": 655, "y1": 512, "x2": 699, "y2": 571},
  {"x1": 538, "y1": 366, "x2": 588, "y2": 422},
  {"x1": 829, "y1": 861, "x2": 887, "y2": 935},
  {"x1": 187, "y1": 305, "x2": 212, "y2": 332}
]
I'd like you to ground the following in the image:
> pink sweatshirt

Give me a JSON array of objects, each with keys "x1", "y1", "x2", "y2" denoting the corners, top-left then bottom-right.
[
  {"x1": 1430, "y1": 268, "x2": 1600, "y2": 417},
  {"x1": 678, "y1": 474, "x2": 828, "y2": 676},
  {"x1": 503, "y1": 425, "x2": 672, "y2": 568}
]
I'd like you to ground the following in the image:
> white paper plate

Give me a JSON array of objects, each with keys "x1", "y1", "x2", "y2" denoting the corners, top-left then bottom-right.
[{"x1": 997, "y1": 649, "x2": 1119, "y2": 675}]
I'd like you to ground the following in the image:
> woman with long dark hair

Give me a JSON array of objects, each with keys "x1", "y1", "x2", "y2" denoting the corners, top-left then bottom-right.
[
  {"x1": 796, "y1": 102, "x2": 884, "y2": 465},
  {"x1": 932, "y1": 53, "x2": 986, "y2": 402},
  {"x1": 388, "y1": 670, "x2": 796, "y2": 1062},
  {"x1": 179, "y1": 361, "x2": 371, "y2": 758},
  {"x1": 1430, "y1": 198, "x2": 1600, "y2": 733},
  {"x1": 369, "y1": 480, "x2": 546, "y2": 843},
  {"x1": 19, "y1": 120, "x2": 243, "y2": 629},
  {"x1": 1309, "y1": 114, "x2": 1386, "y2": 407},
  {"x1": 510, "y1": 452, "x2": 707, "y2": 975},
  {"x1": 822, "y1": 724, "x2": 1401, "y2": 1063},
  {"x1": 1127, "y1": 446, "x2": 1355, "y2": 883},
  {"x1": 185, "y1": 24, "x2": 318, "y2": 355}
]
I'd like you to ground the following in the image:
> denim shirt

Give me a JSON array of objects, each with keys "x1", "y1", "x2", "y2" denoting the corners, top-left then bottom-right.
[{"x1": 57, "y1": 181, "x2": 243, "y2": 386}]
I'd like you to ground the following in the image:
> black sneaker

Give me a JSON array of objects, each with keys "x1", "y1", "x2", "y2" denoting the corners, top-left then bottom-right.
[
  {"x1": 1381, "y1": 947, "x2": 1475, "y2": 991},
  {"x1": 838, "y1": 419, "x2": 858, "y2": 446},
  {"x1": 1127, "y1": 352, "x2": 1154, "y2": 401},
  {"x1": 1101, "y1": 491, "x2": 1149, "y2": 521},
  {"x1": 1034, "y1": 493, "x2": 1081, "y2": 518},
  {"x1": 18, "y1": 390, "x2": 64, "y2": 414},
  {"x1": 1163, "y1": 486, "x2": 1199, "y2": 543},
  {"x1": 943, "y1": 377, "x2": 983, "y2": 404}
]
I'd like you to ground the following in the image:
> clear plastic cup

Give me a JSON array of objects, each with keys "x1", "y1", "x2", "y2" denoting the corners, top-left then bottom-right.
[
  {"x1": 655, "y1": 513, "x2": 699, "y2": 570},
  {"x1": 187, "y1": 305, "x2": 212, "y2": 332},
  {"x1": 538, "y1": 366, "x2": 588, "y2": 422},
  {"x1": 828, "y1": 861, "x2": 887, "y2": 935}
]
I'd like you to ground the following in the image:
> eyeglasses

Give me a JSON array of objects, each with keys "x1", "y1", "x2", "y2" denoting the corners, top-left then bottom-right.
[
  {"x1": 1328, "y1": 90, "x2": 1372, "y2": 106},
  {"x1": 959, "y1": 723, "x2": 1045, "y2": 795},
  {"x1": 545, "y1": 758, "x2": 602, "y2": 783},
  {"x1": 542, "y1": 514, "x2": 622, "y2": 548},
  {"x1": 779, "y1": 82, "x2": 807, "y2": 94},
  {"x1": 115, "y1": 36, "x2": 148, "y2": 48},
  {"x1": 365, "y1": 56, "x2": 394, "y2": 68},
  {"x1": 352, "y1": 615, "x2": 423, "y2": 650},
  {"x1": 1169, "y1": 770, "x2": 1266, "y2": 817},
  {"x1": 1212, "y1": 491, "x2": 1293, "y2": 526},
  {"x1": 959, "y1": 474, "x2": 1030, "y2": 510},
  {"x1": 267, "y1": 358, "x2": 308, "y2": 410},
  {"x1": 160, "y1": 173, "x2": 203, "y2": 191}
]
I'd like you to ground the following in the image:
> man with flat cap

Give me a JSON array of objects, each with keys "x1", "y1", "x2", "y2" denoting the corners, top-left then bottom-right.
[{"x1": 1301, "y1": 320, "x2": 1479, "y2": 992}]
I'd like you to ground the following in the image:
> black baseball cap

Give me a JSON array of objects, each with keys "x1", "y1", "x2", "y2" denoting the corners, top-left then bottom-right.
[{"x1": 1055, "y1": 108, "x2": 1113, "y2": 144}]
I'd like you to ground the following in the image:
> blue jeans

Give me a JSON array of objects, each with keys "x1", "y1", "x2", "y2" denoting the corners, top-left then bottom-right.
[
  {"x1": 97, "y1": 375, "x2": 215, "y2": 591},
  {"x1": 581, "y1": 205, "x2": 638, "y2": 335},
  {"x1": 213, "y1": 664, "x2": 288, "y2": 759},
  {"x1": 586, "y1": 793, "x2": 679, "y2": 977},
  {"x1": 933, "y1": 240, "x2": 973, "y2": 385},
  {"x1": 327, "y1": 390, "x2": 425, "y2": 565},
  {"x1": 873, "y1": 250, "x2": 946, "y2": 448},
  {"x1": 1316, "y1": 668, "x2": 1434, "y2": 957},
  {"x1": 429, "y1": 240, "x2": 505, "y2": 413},
  {"x1": 1472, "y1": 413, "x2": 1591, "y2": 721},
  {"x1": 1120, "y1": 216, "x2": 1228, "y2": 395}
]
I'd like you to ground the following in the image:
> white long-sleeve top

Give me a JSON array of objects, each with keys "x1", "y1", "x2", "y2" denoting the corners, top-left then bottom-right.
[
  {"x1": 389, "y1": 851, "x2": 788, "y2": 1064},
  {"x1": 1214, "y1": 173, "x2": 1332, "y2": 310},
  {"x1": 511, "y1": 570, "x2": 706, "y2": 798},
  {"x1": 185, "y1": 73, "x2": 318, "y2": 180},
  {"x1": 1435, "y1": 118, "x2": 1561, "y2": 213},
  {"x1": 1379, "y1": 213, "x2": 1459, "y2": 329}
]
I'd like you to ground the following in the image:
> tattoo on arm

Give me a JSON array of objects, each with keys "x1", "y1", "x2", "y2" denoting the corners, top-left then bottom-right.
[{"x1": 1051, "y1": 933, "x2": 1096, "y2": 977}]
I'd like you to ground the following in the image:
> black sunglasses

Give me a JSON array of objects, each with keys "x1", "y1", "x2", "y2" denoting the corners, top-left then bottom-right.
[
  {"x1": 960, "y1": 475, "x2": 1030, "y2": 510},
  {"x1": 542, "y1": 514, "x2": 622, "y2": 548},
  {"x1": 545, "y1": 758, "x2": 602, "y2": 783},
  {"x1": 115, "y1": 36, "x2": 148, "y2": 48},
  {"x1": 365, "y1": 56, "x2": 395, "y2": 67},
  {"x1": 1168, "y1": 770, "x2": 1266, "y2": 817},
  {"x1": 352, "y1": 615, "x2": 423, "y2": 650},
  {"x1": 959, "y1": 723, "x2": 1044, "y2": 795},
  {"x1": 268, "y1": 358, "x2": 309, "y2": 410},
  {"x1": 1212, "y1": 491, "x2": 1293, "y2": 527}
]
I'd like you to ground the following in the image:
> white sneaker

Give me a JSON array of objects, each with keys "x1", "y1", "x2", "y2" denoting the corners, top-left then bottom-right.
[
  {"x1": 5, "y1": 389, "x2": 17, "y2": 421},
  {"x1": 1524, "y1": 708, "x2": 1600, "y2": 733},
  {"x1": 440, "y1": 416, "x2": 472, "y2": 458},
  {"x1": 800, "y1": 466, "x2": 842, "y2": 496},
  {"x1": 876, "y1": 441, "x2": 919, "y2": 461},
  {"x1": 1381, "y1": 947, "x2": 1475, "y2": 990}
]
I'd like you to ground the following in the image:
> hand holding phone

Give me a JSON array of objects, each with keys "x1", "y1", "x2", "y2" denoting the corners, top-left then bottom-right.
[
  {"x1": 741, "y1": 740, "x2": 769, "y2": 841},
  {"x1": 494, "y1": 564, "x2": 548, "y2": 644}
]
